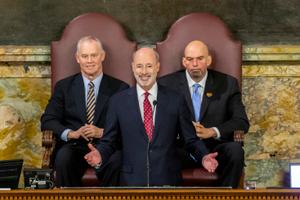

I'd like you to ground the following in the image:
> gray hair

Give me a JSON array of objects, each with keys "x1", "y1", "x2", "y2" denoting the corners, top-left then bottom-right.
[
  {"x1": 132, "y1": 45, "x2": 160, "y2": 63},
  {"x1": 76, "y1": 36, "x2": 104, "y2": 54}
]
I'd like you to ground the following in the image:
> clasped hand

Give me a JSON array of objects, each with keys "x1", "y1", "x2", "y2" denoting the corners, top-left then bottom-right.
[
  {"x1": 192, "y1": 121, "x2": 216, "y2": 139},
  {"x1": 68, "y1": 124, "x2": 104, "y2": 141}
]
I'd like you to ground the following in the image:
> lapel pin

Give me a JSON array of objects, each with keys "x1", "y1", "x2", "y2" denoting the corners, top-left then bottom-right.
[{"x1": 206, "y1": 92, "x2": 213, "y2": 97}]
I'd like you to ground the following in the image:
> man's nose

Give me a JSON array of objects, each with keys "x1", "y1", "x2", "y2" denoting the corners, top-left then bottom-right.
[
  {"x1": 141, "y1": 66, "x2": 147, "y2": 74},
  {"x1": 88, "y1": 56, "x2": 93, "y2": 62},
  {"x1": 192, "y1": 59, "x2": 198, "y2": 66}
]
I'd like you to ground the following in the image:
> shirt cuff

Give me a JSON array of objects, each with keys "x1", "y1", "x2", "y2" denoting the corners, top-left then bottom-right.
[
  {"x1": 61, "y1": 129, "x2": 71, "y2": 142},
  {"x1": 212, "y1": 127, "x2": 221, "y2": 139},
  {"x1": 94, "y1": 162, "x2": 102, "y2": 170}
]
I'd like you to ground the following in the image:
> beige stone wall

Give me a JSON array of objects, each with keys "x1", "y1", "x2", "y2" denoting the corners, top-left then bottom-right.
[
  {"x1": 0, "y1": 45, "x2": 299, "y2": 188},
  {"x1": 0, "y1": 46, "x2": 50, "y2": 169},
  {"x1": 243, "y1": 45, "x2": 300, "y2": 187}
]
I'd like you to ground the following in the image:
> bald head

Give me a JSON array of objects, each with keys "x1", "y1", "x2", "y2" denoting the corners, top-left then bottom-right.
[
  {"x1": 132, "y1": 47, "x2": 159, "y2": 63},
  {"x1": 182, "y1": 40, "x2": 212, "y2": 82},
  {"x1": 184, "y1": 40, "x2": 210, "y2": 57}
]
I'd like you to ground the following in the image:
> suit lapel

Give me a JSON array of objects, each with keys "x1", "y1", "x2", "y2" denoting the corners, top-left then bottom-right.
[
  {"x1": 73, "y1": 75, "x2": 86, "y2": 123},
  {"x1": 151, "y1": 86, "x2": 164, "y2": 144},
  {"x1": 127, "y1": 87, "x2": 149, "y2": 142},
  {"x1": 94, "y1": 75, "x2": 110, "y2": 124},
  {"x1": 178, "y1": 72, "x2": 196, "y2": 121},
  {"x1": 200, "y1": 71, "x2": 214, "y2": 121}
]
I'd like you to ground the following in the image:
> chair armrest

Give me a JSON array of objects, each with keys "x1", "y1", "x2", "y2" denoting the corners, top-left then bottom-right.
[
  {"x1": 234, "y1": 130, "x2": 245, "y2": 146},
  {"x1": 42, "y1": 130, "x2": 56, "y2": 168}
]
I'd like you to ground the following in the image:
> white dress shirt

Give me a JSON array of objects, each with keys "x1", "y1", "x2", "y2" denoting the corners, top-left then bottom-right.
[
  {"x1": 136, "y1": 82, "x2": 158, "y2": 125},
  {"x1": 185, "y1": 70, "x2": 220, "y2": 139}
]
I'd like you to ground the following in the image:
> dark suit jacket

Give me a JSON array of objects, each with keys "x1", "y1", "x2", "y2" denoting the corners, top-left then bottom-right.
[
  {"x1": 41, "y1": 73, "x2": 129, "y2": 144},
  {"x1": 96, "y1": 84, "x2": 209, "y2": 186},
  {"x1": 158, "y1": 69, "x2": 249, "y2": 150}
]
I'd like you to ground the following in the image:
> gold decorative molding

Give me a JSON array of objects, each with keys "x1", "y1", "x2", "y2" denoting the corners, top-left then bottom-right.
[
  {"x1": 0, "y1": 65, "x2": 50, "y2": 78},
  {"x1": 0, "y1": 45, "x2": 50, "y2": 62},
  {"x1": 243, "y1": 45, "x2": 300, "y2": 61},
  {"x1": 1, "y1": 45, "x2": 300, "y2": 62},
  {"x1": 242, "y1": 64, "x2": 300, "y2": 77},
  {"x1": 0, "y1": 188, "x2": 300, "y2": 200},
  {"x1": 242, "y1": 45, "x2": 300, "y2": 77},
  {"x1": 0, "y1": 46, "x2": 50, "y2": 78}
]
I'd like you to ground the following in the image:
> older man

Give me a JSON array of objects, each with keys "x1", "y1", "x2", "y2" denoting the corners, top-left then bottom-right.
[
  {"x1": 85, "y1": 47, "x2": 218, "y2": 186},
  {"x1": 41, "y1": 36, "x2": 129, "y2": 187}
]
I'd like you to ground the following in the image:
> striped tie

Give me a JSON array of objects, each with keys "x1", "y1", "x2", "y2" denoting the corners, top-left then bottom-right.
[{"x1": 86, "y1": 81, "x2": 96, "y2": 124}]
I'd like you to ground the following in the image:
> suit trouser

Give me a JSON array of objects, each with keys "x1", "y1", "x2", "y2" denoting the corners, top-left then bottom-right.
[
  {"x1": 178, "y1": 142, "x2": 244, "y2": 188},
  {"x1": 96, "y1": 150, "x2": 121, "y2": 186},
  {"x1": 54, "y1": 142, "x2": 121, "y2": 187}
]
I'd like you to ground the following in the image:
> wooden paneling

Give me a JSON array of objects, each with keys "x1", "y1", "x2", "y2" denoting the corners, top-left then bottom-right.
[{"x1": 0, "y1": 188, "x2": 300, "y2": 200}]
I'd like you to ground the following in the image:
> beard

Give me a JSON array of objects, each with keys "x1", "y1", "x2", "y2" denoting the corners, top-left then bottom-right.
[{"x1": 190, "y1": 69, "x2": 205, "y2": 81}]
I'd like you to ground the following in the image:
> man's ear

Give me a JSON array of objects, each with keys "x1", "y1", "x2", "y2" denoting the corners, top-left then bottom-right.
[
  {"x1": 182, "y1": 57, "x2": 187, "y2": 69},
  {"x1": 207, "y1": 55, "x2": 212, "y2": 66},
  {"x1": 156, "y1": 62, "x2": 160, "y2": 72},
  {"x1": 75, "y1": 53, "x2": 80, "y2": 64},
  {"x1": 100, "y1": 51, "x2": 106, "y2": 62}
]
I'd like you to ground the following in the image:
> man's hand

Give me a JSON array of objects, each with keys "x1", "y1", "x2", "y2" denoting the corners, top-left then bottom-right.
[
  {"x1": 202, "y1": 152, "x2": 218, "y2": 173},
  {"x1": 82, "y1": 124, "x2": 104, "y2": 139},
  {"x1": 84, "y1": 143, "x2": 102, "y2": 167},
  {"x1": 192, "y1": 121, "x2": 216, "y2": 139},
  {"x1": 67, "y1": 125, "x2": 104, "y2": 141},
  {"x1": 67, "y1": 127, "x2": 89, "y2": 141}
]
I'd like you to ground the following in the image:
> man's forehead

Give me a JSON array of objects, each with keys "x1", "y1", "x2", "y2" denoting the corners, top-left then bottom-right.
[{"x1": 184, "y1": 46, "x2": 208, "y2": 57}]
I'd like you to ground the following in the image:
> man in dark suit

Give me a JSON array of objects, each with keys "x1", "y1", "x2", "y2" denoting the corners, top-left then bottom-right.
[
  {"x1": 84, "y1": 47, "x2": 218, "y2": 186},
  {"x1": 41, "y1": 36, "x2": 129, "y2": 187},
  {"x1": 158, "y1": 40, "x2": 250, "y2": 188}
]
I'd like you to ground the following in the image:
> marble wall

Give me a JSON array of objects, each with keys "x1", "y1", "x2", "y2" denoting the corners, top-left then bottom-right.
[
  {"x1": 0, "y1": 45, "x2": 299, "y2": 188},
  {"x1": 243, "y1": 45, "x2": 300, "y2": 187},
  {"x1": 0, "y1": 46, "x2": 50, "y2": 169}
]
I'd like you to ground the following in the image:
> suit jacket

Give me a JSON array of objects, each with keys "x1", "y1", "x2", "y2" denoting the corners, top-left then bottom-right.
[
  {"x1": 97, "y1": 84, "x2": 209, "y2": 186},
  {"x1": 158, "y1": 69, "x2": 249, "y2": 150},
  {"x1": 41, "y1": 73, "x2": 129, "y2": 144}
]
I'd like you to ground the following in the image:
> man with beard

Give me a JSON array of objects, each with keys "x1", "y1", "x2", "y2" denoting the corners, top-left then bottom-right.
[{"x1": 158, "y1": 40, "x2": 249, "y2": 188}]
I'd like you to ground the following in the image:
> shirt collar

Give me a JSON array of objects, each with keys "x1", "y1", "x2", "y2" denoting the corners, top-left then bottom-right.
[
  {"x1": 136, "y1": 82, "x2": 158, "y2": 99},
  {"x1": 82, "y1": 73, "x2": 103, "y2": 87},
  {"x1": 185, "y1": 70, "x2": 208, "y2": 88}
]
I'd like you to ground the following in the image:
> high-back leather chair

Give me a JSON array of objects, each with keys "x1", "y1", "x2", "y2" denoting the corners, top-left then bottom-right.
[
  {"x1": 42, "y1": 12, "x2": 136, "y2": 186},
  {"x1": 156, "y1": 12, "x2": 243, "y2": 186},
  {"x1": 156, "y1": 12, "x2": 242, "y2": 86},
  {"x1": 51, "y1": 12, "x2": 136, "y2": 89}
]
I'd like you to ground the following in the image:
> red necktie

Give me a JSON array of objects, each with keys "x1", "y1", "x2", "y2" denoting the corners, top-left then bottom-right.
[{"x1": 143, "y1": 92, "x2": 153, "y2": 141}]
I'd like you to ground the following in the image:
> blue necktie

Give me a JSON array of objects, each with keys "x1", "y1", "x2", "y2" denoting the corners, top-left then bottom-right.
[{"x1": 192, "y1": 83, "x2": 201, "y2": 121}]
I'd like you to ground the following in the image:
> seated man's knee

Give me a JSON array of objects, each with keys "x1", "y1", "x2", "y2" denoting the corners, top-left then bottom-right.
[
  {"x1": 54, "y1": 145, "x2": 74, "y2": 168},
  {"x1": 225, "y1": 142, "x2": 244, "y2": 162}
]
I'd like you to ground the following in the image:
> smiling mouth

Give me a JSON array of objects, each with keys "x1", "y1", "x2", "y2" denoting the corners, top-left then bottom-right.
[{"x1": 139, "y1": 76, "x2": 150, "y2": 81}]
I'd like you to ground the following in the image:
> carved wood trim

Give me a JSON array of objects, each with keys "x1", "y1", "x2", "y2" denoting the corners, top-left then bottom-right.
[{"x1": 0, "y1": 189, "x2": 299, "y2": 200}]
